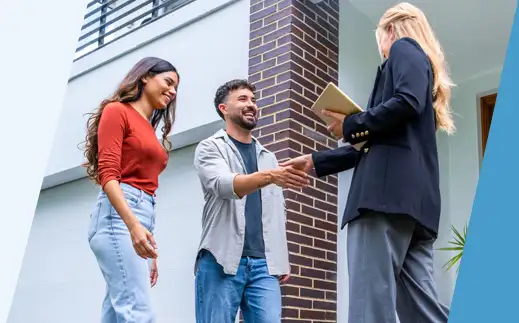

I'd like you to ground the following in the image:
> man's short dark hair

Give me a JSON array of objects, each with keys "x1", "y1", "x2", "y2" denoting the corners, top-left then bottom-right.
[{"x1": 214, "y1": 79, "x2": 256, "y2": 119}]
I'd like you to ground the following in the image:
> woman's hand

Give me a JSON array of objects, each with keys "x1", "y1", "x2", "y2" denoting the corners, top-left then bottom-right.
[
  {"x1": 279, "y1": 154, "x2": 314, "y2": 174},
  {"x1": 102, "y1": 181, "x2": 158, "y2": 259},
  {"x1": 322, "y1": 109, "x2": 347, "y2": 140},
  {"x1": 150, "y1": 259, "x2": 159, "y2": 287},
  {"x1": 128, "y1": 222, "x2": 158, "y2": 259},
  {"x1": 268, "y1": 166, "x2": 310, "y2": 189}
]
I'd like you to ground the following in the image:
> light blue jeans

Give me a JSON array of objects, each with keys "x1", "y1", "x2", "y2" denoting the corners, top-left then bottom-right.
[
  {"x1": 195, "y1": 250, "x2": 282, "y2": 323},
  {"x1": 88, "y1": 183, "x2": 157, "y2": 323}
]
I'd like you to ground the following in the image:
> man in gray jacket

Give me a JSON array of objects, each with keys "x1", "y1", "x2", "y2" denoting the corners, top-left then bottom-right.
[{"x1": 193, "y1": 79, "x2": 309, "y2": 323}]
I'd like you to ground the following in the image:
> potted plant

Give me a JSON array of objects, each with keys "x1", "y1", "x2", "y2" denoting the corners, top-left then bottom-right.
[{"x1": 439, "y1": 223, "x2": 467, "y2": 272}]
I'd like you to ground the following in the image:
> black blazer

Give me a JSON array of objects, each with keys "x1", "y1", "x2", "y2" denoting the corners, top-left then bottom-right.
[{"x1": 312, "y1": 37, "x2": 442, "y2": 235}]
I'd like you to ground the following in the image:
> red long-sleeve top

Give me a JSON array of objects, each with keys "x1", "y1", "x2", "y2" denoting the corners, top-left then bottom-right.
[{"x1": 97, "y1": 102, "x2": 168, "y2": 196}]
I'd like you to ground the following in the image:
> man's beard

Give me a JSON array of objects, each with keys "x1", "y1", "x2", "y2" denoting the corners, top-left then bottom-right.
[{"x1": 230, "y1": 113, "x2": 257, "y2": 131}]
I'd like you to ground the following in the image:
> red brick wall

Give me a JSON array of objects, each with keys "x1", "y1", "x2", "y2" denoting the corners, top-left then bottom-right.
[{"x1": 248, "y1": 0, "x2": 340, "y2": 321}]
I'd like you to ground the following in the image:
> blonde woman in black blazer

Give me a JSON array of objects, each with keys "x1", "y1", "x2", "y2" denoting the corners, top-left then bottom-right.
[{"x1": 283, "y1": 3, "x2": 455, "y2": 323}]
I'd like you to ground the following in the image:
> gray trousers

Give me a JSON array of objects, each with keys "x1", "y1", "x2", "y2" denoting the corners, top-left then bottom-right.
[{"x1": 347, "y1": 211, "x2": 450, "y2": 323}]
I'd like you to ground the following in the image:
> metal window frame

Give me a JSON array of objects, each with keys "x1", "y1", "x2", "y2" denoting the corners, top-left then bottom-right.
[{"x1": 75, "y1": 0, "x2": 195, "y2": 60}]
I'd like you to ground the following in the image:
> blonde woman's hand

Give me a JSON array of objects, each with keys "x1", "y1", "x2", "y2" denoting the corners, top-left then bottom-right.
[
  {"x1": 269, "y1": 166, "x2": 310, "y2": 189},
  {"x1": 280, "y1": 154, "x2": 314, "y2": 174},
  {"x1": 322, "y1": 109, "x2": 347, "y2": 140}
]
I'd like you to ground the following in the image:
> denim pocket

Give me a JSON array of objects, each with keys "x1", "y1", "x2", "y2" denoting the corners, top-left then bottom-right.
[
  {"x1": 123, "y1": 191, "x2": 141, "y2": 208},
  {"x1": 87, "y1": 201, "x2": 102, "y2": 242}
]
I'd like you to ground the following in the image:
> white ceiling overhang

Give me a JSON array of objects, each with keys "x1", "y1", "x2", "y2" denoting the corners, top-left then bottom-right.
[{"x1": 345, "y1": 0, "x2": 517, "y2": 82}]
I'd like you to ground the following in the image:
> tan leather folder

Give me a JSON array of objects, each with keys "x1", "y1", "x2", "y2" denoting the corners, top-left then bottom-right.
[{"x1": 311, "y1": 82, "x2": 366, "y2": 150}]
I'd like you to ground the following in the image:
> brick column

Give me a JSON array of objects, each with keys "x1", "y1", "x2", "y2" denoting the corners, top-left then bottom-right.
[{"x1": 248, "y1": 0, "x2": 340, "y2": 322}]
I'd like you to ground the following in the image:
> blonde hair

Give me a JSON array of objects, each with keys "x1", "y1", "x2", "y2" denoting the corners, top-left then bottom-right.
[{"x1": 377, "y1": 2, "x2": 455, "y2": 135}]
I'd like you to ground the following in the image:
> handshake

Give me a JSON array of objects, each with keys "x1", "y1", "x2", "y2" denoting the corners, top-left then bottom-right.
[{"x1": 268, "y1": 154, "x2": 314, "y2": 190}]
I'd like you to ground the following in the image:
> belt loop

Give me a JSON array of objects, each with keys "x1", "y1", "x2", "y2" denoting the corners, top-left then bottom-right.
[{"x1": 139, "y1": 189, "x2": 143, "y2": 203}]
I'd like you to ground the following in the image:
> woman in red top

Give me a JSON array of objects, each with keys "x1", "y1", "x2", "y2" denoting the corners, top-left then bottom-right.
[{"x1": 82, "y1": 57, "x2": 179, "y2": 323}]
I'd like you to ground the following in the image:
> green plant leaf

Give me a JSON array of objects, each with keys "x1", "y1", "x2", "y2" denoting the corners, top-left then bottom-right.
[
  {"x1": 439, "y1": 223, "x2": 468, "y2": 272},
  {"x1": 444, "y1": 252, "x2": 463, "y2": 271}
]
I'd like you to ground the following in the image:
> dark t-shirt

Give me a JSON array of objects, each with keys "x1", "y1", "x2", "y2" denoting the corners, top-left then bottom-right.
[{"x1": 228, "y1": 135, "x2": 266, "y2": 259}]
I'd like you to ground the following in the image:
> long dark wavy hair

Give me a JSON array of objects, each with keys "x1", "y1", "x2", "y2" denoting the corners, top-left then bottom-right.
[{"x1": 80, "y1": 57, "x2": 180, "y2": 185}]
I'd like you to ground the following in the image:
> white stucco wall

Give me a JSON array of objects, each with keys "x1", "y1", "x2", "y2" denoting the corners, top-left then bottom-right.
[
  {"x1": 448, "y1": 68, "x2": 502, "y2": 228},
  {"x1": 43, "y1": 0, "x2": 249, "y2": 189},
  {"x1": 439, "y1": 68, "x2": 502, "y2": 300}
]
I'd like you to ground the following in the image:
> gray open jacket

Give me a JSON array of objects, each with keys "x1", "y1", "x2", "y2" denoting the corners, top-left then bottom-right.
[{"x1": 193, "y1": 129, "x2": 290, "y2": 276}]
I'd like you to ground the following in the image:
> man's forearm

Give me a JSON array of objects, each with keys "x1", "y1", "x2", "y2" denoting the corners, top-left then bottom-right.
[{"x1": 233, "y1": 170, "x2": 273, "y2": 198}]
